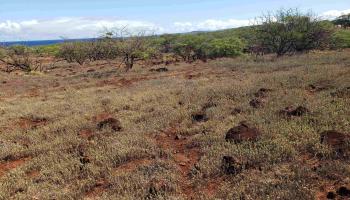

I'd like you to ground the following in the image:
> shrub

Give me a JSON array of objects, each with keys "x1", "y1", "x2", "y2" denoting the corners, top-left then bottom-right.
[
  {"x1": 254, "y1": 8, "x2": 334, "y2": 56},
  {"x1": 207, "y1": 37, "x2": 244, "y2": 58},
  {"x1": 87, "y1": 39, "x2": 119, "y2": 61},
  {"x1": 333, "y1": 14, "x2": 350, "y2": 28},
  {"x1": 171, "y1": 34, "x2": 244, "y2": 62},
  {"x1": 331, "y1": 29, "x2": 350, "y2": 49},
  {"x1": 57, "y1": 42, "x2": 90, "y2": 65},
  {"x1": 0, "y1": 45, "x2": 42, "y2": 72}
]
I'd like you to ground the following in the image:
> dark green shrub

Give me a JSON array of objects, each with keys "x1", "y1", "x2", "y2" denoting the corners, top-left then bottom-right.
[
  {"x1": 57, "y1": 42, "x2": 90, "y2": 65},
  {"x1": 254, "y1": 8, "x2": 334, "y2": 56}
]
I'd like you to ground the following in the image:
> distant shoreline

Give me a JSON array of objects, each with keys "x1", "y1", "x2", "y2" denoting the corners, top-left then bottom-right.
[{"x1": 0, "y1": 38, "x2": 97, "y2": 47}]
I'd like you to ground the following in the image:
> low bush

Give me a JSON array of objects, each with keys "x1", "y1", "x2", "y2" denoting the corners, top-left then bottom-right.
[
  {"x1": 0, "y1": 45, "x2": 42, "y2": 72},
  {"x1": 57, "y1": 42, "x2": 90, "y2": 65}
]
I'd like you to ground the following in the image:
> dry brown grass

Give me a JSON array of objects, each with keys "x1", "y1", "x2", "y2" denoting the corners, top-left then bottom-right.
[{"x1": 0, "y1": 50, "x2": 349, "y2": 199}]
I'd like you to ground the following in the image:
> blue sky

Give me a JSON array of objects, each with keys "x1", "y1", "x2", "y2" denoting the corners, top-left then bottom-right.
[{"x1": 0, "y1": 0, "x2": 349, "y2": 41}]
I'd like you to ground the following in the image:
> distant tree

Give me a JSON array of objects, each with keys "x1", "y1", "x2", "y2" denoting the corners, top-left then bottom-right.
[
  {"x1": 254, "y1": 8, "x2": 334, "y2": 56},
  {"x1": 333, "y1": 14, "x2": 350, "y2": 28},
  {"x1": 57, "y1": 42, "x2": 90, "y2": 65},
  {"x1": 109, "y1": 29, "x2": 152, "y2": 71}
]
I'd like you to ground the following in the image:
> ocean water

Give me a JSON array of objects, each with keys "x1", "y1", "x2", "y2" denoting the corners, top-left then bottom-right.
[{"x1": 1, "y1": 38, "x2": 96, "y2": 47}]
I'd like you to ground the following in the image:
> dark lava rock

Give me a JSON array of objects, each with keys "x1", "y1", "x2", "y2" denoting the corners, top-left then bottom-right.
[
  {"x1": 308, "y1": 80, "x2": 334, "y2": 92},
  {"x1": 249, "y1": 98, "x2": 266, "y2": 108},
  {"x1": 326, "y1": 191, "x2": 336, "y2": 199},
  {"x1": 280, "y1": 106, "x2": 309, "y2": 117},
  {"x1": 146, "y1": 181, "x2": 168, "y2": 199},
  {"x1": 174, "y1": 135, "x2": 184, "y2": 140},
  {"x1": 320, "y1": 130, "x2": 350, "y2": 155},
  {"x1": 97, "y1": 118, "x2": 122, "y2": 131},
  {"x1": 150, "y1": 67, "x2": 169, "y2": 72},
  {"x1": 222, "y1": 156, "x2": 244, "y2": 175},
  {"x1": 225, "y1": 122, "x2": 261, "y2": 143},
  {"x1": 231, "y1": 108, "x2": 243, "y2": 115},
  {"x1": 192, "y1": 113, "x2": 209, "y2": 123},
  {"x1": 254, "y1": 88, "x2": 272, "y2": 98},
  {"x1": 337, "y1": 186, "x2": 350, "y2": 197},
  {"x1": 331, "y1": 87, "x2": 350, "y2": 98}
]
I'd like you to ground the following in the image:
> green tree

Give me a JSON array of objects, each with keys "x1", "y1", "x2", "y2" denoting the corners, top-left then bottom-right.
[{"x1": 255, "y1": 8, "x2": 333, "y2": 56}]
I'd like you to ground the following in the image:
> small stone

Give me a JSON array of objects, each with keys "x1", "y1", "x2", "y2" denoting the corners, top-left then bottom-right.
[
  {"x1": 192, "y1": 113, "x2": 208, "y2": 123},
  {"x1": 97, "y1": 118, "x2": 122, "y2": 132}
]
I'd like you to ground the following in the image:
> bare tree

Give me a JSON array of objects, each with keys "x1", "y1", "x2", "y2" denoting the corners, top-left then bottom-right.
[{"x1": 107, "y1": 28, "x2": 151, "y2": 71}]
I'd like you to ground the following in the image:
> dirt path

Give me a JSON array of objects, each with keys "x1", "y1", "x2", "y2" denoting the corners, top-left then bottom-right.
[{"x1": 154, "y1": 127, "x2": 201, "y2": 199}]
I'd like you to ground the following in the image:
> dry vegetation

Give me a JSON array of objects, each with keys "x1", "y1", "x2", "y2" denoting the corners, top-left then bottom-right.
[{"x1": 0, "y1": 49, "x2": 349, "y2": 200}]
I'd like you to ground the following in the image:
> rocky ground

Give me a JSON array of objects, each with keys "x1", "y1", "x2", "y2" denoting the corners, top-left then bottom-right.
[{"x1": 0, "y1": 50, "x2": 349, "y2": 199}]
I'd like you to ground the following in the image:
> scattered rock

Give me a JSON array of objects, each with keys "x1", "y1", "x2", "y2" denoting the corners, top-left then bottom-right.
[
  {"x1": 87, "y1": 69, "x2": 96, "y2": 73},
  {"x1": 221, "y1": 156, "x2": 244, "y2": 175},
  {"x1": 231, "y1": 108, "x2": 243, "y2": 115},
  {"x1": 147, "y1": 180, "x2": 168, "y2": 199},
  {"x1": 279, "y1": 106, "x2": 309, "y2": 117},
  {"x1": 249, "y1": 98, "x2": 266, "y2": 108},
  {"x1": 308, "y1": 80, "x2": 334, "y2": 92},
  {"x1": 150, "y1": 67, "x2": 168, "y2": 72},
  {"x1": 225, "y1": 121, "x2": 261, "y2": 143},
  {"x1": 2, "y1": 81, "x2": 7, "y2": 84},
  {"x1": 97, "y1": 118, "x2": 122, "y2": 131},
  {"x1": 327, "y1": 191, "x2": 336, "y2": 199},
  {"x1": 337, "y1": 186, "x2": 350, "y2": 197},
  {"x1": 202, "y1": 102, "x2": 217, "y2": 110},
  {"x1": 254, "y1": 88, "x2": 272, "y2": 98},
  {"x1": 331, "y1": 87, "x2": 350, "y2": 98},
  {"x1": 191, "y1": 113, "x2": 209, "y2": 123},
  {"x1": 320, "y1": 130, "x2": 350, "y2": 156},
  {"x1": 175, "y1": 135, "x2": 184, "y2": 140}
]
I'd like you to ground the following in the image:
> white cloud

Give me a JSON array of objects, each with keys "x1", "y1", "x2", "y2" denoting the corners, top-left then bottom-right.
[
  {"x1": 0, "y1": 18, "x2": 163, "y2": 41},
  {"x1": 321, "y1": 9, "x2": 350, "y2": 19},
  {"x1": 0, "y1": 17, "x2": 253, "y2": 41},
  {"x1": 173, "y1": 19, "x2": 251, "y2": 32}
]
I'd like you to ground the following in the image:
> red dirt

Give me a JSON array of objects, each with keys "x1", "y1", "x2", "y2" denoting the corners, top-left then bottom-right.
[
  {"x1": 155, "y1": 127, "x2": 201, "y2": 199},
  {"x1": 78, "y1": 129, "x2": 95, "y2": 140},
  {"x1": 26, "y1": 170, "x2": 40, "y2": 178},
  {"x1": 200, "y1": 177, "x2": 225, "y2": 198},
  {"x1": 16, "y1": 117, "x2": 48, "y2": 130},
  {"x1": 84, "y1": 158, "x2": 153, "y2": 198},
  {"x1": 84, "y1": 179, "x2": 110, "y2": 199},
  {"x1": 0, "y1": 157, "x2": 30, "y2": 177},
  {"x1": 114, "y1": 158, "x2": 152, "y2": 176},
  {"x1": 92, "y1": 113, "x2": 113, "y2": 123}
]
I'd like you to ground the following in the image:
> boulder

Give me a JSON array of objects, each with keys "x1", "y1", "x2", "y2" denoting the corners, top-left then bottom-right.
[
  {"x1": 337, "y1": 186, "x2": 350, "y2": 197},
  {"x1": 279, "y1": 106, "x2": 309, "y2": 117},
  {"x1": 249, "y1": 98, "x2": 266, "y2": 108},
  {"x1": 225, "y1": 122, "x2": 261, "y2": 143},
  {"x1": 320, "y1": 130, "x2": 349, "y2": 156}
]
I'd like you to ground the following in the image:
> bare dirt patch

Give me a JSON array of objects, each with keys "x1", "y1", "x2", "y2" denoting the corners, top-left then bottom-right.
[
  {"x1": 155, "y1": 127, "x2": 201, "y2": 199},
  {"x1": 0, "y1": 157, "x2": 30, "y2": 177}
]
